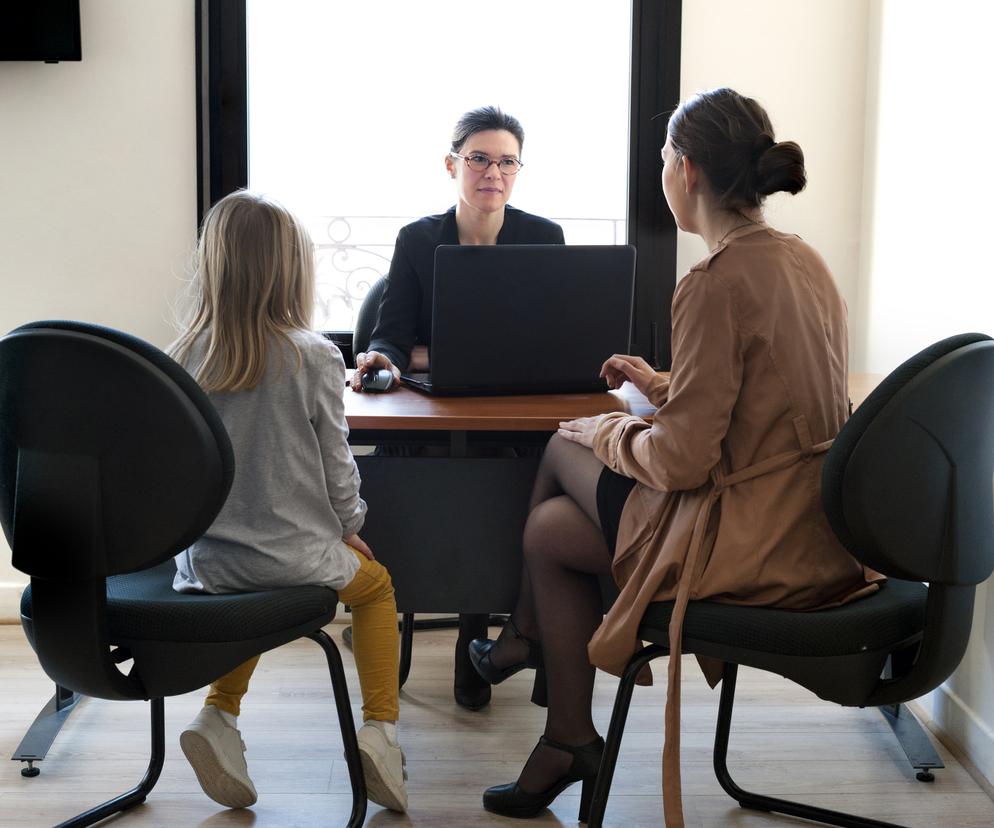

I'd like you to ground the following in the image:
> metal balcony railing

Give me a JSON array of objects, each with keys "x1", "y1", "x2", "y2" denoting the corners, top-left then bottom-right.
[{"x1": 309, "y1": 214, "x2": 626, "y2": 331}]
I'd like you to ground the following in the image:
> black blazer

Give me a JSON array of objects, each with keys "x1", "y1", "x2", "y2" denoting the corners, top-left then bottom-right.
[{"x1": 367, "y1": 205, "x2": 565, "y2": 371}]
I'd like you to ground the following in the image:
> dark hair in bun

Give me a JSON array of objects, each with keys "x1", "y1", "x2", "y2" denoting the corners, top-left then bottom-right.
[{"x1": 667, "y1": 88, "x2": 806, "y2": 210}]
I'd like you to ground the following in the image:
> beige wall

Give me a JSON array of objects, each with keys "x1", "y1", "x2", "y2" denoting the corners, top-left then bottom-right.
[
  {"x1": 677, "y1": 0, "x2": 870, "y2": 324},
  {"x1": 858, "y1": 0, "x2": 994, "y2": 788},
  {"x1": 0, "y1": 0, "x2": 197, "y2": 619}
]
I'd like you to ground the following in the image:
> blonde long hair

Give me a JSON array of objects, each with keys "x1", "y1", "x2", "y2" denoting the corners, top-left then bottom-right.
[{"x1": 170, "y1": 191, "x2": 315, "y2": 392}]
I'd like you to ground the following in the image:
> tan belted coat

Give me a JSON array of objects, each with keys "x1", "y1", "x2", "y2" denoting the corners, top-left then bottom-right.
[{"x1": 588, "y1": 224, "x2": 883, "y2": 826}]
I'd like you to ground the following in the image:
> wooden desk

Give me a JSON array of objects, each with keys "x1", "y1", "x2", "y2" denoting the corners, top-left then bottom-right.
[
  {"x1": 345, "y1": 379, "x2": 652, "y2": 432},
  {"x1": 344, "y1": 380, "x2": 646, "y2": 617},
  {"x1": 345, "y1": 374, "x2": 881, "y2": 616},
  {"x1": 345, "y1": 372, "x2": 879, "y2": 432}
]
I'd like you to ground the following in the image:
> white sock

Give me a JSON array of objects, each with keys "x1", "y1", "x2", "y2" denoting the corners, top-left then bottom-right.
[{"x1": 215, "y1": 708, "x2": 237, "y2": 729}]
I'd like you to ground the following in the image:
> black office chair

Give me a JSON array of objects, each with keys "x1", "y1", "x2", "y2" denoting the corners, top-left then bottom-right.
[
  {"x1": 588, "y1": 332, "x2": 994, "y2": 828},
  {"x1": 351, "y1": 274, "x2": 388, "y2": 366},
  {"x1": 0, "y1": 320, "x2": 367, "y2": 828}
]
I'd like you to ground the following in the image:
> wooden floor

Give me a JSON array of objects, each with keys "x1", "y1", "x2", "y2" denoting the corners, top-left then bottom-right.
[{"x1": 1, "y1": 623, "x2": 992, "y2": 827}]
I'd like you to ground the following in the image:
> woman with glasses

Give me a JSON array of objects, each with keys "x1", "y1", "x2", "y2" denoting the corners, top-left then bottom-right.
[
  {"x1": 350, "y1": 105, "x2": 564, "y2": 711},
  {"x1": 472, "y1": 88, "x2": 882, "y2": 824}
]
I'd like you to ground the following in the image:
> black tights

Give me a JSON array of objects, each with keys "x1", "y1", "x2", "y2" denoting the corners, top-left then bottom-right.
[{"x1": 489, "y1": 433, "x2": 611, "y2": 793}]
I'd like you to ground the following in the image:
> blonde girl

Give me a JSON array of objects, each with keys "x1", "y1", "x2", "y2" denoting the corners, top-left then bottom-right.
[{"x1": 170, "y1": 190, "x2": 407, "y2": 813}]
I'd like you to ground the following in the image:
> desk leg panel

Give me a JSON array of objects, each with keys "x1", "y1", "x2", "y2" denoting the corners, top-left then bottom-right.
[{"x1": 355, "y1": 456, "x2": 539, "y2": 614}]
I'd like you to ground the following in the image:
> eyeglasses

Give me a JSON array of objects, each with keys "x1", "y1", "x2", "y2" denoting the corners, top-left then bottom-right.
[{"x1": 450, "y1": 152, "x2": 523, "y2": 175}]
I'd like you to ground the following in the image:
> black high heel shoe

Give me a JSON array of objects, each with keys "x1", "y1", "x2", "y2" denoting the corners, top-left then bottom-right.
[
  {"x1": 482, "y1": 735, "x2": 604, "y2": 820},
  {"x1": 468, "y1": 620, "x2": 542, "y2": 685}
]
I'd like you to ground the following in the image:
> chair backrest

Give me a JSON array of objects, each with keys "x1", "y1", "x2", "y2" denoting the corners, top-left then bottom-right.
[
  {"x1": 822, "y1": 332, "x2": 994, "y2": 584},
  {"x1": 351, "y1": 275, "x2": 388, "y2": 366},
  {"x1": 0, "y1": 320, "x2": 234, "y2": 697},
  {"x1": 821, "y1": 332, "x2": 994, "y2": 703}
]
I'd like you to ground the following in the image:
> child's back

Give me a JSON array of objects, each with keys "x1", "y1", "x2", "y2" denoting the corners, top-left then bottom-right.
[{"x1": 174, "y1": 329, "x2": 364, "y2": 594}]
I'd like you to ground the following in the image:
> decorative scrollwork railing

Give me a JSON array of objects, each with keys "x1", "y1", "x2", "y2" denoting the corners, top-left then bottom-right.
[{"x1": 310, "y1": 214, "x2": 626, "y2": 331}]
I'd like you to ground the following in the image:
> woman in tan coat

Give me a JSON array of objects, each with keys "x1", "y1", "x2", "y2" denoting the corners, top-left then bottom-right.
[{"x1": 470, "y1": 88, "x2": 882, "y2": 824}]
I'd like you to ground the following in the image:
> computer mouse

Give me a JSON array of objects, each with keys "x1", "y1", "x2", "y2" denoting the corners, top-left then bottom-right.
[{"x1": 360, "y1": 368, "x2": 394, "y2": 392}]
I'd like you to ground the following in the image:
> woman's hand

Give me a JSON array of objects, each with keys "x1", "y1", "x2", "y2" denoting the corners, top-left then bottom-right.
[
  {"x1": 351, "y1": 350, "x2": 401, "y2": 392},
  {"x1": 557, "y1": 415, "x2": 601, "y2": 448},
  {"x1": 600, "y1": 354, "x2": 667, "y2": 397},
  {"x1": 344, "y1": 533, "x2": 375, "y2": 561}
]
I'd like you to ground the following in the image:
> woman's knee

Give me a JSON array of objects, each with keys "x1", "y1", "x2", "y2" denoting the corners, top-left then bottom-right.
[
  {"x1": 541, "y1": 432, "x2": 574, "y2": 471},
  {"x1": 523, "y1": 497, "x2": 574, "y2": 563}
]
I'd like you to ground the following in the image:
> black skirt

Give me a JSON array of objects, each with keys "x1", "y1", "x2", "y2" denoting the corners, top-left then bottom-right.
[{"x1": 596, "y1": 467, "x2": 637, "y2": 556}]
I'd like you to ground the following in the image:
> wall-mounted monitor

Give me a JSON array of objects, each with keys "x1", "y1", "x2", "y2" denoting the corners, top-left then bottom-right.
[{"x1": 0, "y1": 1, "x2": 81, "y2": 62}]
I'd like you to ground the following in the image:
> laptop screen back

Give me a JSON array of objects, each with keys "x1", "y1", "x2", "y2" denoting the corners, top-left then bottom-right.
[{"x1": 428, "y1": 244, "x2": 636, "y2": 393}]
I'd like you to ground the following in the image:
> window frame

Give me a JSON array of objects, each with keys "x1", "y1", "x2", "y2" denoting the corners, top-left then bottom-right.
[{"x1": 195, "y1": 0, "x2": 681, "y2": 368}]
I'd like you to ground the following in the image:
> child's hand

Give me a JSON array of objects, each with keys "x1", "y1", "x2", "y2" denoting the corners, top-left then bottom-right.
[{"x1": 344, "y1": 533, "x2": 375, "y2": 560}]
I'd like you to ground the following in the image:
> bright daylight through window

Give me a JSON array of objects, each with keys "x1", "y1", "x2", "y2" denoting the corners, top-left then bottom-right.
[{"x1": 247, "y1": 0, "x2": 632, "y2": 331}]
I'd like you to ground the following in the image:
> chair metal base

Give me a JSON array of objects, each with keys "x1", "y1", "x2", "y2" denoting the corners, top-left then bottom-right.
[
  {"x1": 588, "y1": 647, "x2": 921, "y2": 828},
  {"x1": 11, "y1": 683, "x2": 80, "y2": 777},
  {"x1": 879, "y1": 703, "x2": 942, "y2": 781},
  {"x1": 307, "y1": 629, "x2": 367, "y2": 828},
  {"x1": 54, "y1": 697, "x2": 164, "y2": 828},
  {"x1": 31, "y1": 633, "x2": 366, "y2": 828}
]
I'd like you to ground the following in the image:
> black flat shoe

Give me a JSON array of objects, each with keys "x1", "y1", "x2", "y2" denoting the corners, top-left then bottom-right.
[
  {"x1": 482, "y1": 735, "x2": 604, "y2": 820},
  {"x1": 468, "y1": 620, "x2": 542, "y2": 686}
]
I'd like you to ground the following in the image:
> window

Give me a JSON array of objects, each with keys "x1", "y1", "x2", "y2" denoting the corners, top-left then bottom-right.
[{"x1": 197, "y1": 1, "x2": 680, "y2": 365}]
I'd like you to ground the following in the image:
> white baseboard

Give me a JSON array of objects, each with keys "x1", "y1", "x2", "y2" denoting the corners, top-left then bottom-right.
[{"x1": 930, "y1": 683, "x2": 994, "y2": 788}]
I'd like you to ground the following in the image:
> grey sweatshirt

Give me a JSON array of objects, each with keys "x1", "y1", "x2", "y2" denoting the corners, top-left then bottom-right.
[{"x1": 173, "y1": 329, "x2": 364, "y2": 593}]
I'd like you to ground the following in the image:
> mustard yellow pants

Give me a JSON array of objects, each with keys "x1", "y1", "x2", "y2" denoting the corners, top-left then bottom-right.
[{"x1": 205, "y1": 549, "x2": 400, "y2": 722}]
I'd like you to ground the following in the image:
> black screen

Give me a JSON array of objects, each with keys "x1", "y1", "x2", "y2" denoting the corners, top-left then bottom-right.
[{"x1": 0, "y1": 1, "x2": 81, "y2": 62}]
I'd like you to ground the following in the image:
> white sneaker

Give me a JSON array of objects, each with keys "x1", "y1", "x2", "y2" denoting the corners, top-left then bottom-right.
[
  {"x1": 357, "y1": 721, "x2": 408, "y2": 812},
  {"x1": 180, "y1": 706, "x2": 258, "y2": 808}
]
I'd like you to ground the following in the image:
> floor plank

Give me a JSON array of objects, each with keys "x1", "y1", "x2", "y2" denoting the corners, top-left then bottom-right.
[{"x1": 1, "y1": 624, "x2": 991, "y2": 827}]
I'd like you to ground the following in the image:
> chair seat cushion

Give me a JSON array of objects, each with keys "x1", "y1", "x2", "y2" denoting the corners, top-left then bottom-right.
[
  {"x1": 22, "y1": 561, "x2": 338, "y2": 644},
  {"x1": 641, "y1": 579, "x2": 926, "y2": 657}
]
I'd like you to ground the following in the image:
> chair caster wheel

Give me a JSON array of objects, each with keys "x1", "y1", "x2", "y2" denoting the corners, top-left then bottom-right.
[
  {"x1": 21, "y1": 761, "x2": 40, "y2": 778},
  {"x1": 916, "y1": 770, "x2": 935, "y2": 782}
]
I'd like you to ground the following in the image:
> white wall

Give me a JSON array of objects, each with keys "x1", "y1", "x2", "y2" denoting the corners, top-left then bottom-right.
[
  {"x1": 0, "y1": 0, "x2": 197, "y2": 620},
  {"x1": 677, "y1": 0, "x2": 870, "y2": 314},
  {"x1": 858, "y1": 1, "x2": 994, "y2": 374},
  {"x1": 858, "y1": 0, "x2": 994, "y2": 788}
]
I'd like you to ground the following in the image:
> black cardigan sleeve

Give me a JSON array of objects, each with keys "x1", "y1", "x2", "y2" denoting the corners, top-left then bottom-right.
[{"x1": 366, "y1": 223, "x2": 421, "y2": 371}]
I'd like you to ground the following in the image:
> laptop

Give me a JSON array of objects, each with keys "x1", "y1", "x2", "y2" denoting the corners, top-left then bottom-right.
[{"x1": 401, "y1": 244, "x2": 636, "y2": 396}]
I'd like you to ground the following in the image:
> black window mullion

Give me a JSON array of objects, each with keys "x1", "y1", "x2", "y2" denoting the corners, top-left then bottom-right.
[
  {"x1": 628, "y1": 0, "x2": 682, "y2": 369},
  {"x1": 195, "y1": 0, "x2": 248, "y2": 228}
]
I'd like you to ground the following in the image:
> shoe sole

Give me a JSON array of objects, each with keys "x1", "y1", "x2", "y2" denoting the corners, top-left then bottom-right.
[
  {"x1": 180, "y1": 729, "x2": 257, "y2": 809},
  {"x1": 358, "y1": 743, "x2": 407, "y2": 812},
  {"x1": 454, "y1": 684, "x2": 492, "y2": 711}
]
